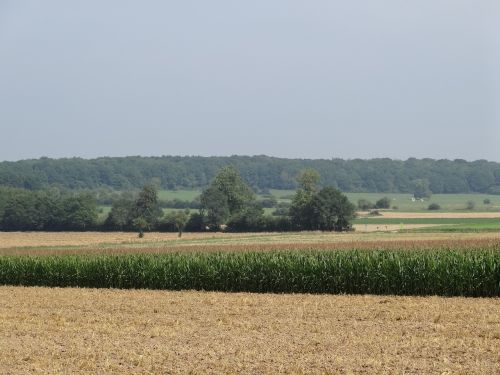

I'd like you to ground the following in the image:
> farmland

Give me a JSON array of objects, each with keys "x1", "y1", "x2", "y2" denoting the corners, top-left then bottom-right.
[
  {"x1": 2, "y1": 230, "x2": 500, "y2": 254},
  {"x1": 346, "y1": 192, "x2": 500, "y2": 212},
  {"x1": 4, "y1": 1, "x2": 500, "y2": 371},
  {"x1": 157, "y1": 189, "x2": 203, "y2": 201},
  {"x1": 1, "y1": 210, "x2": 500, "y2": 373},
  {"x1": 2, "y1": 249, "x2": 500, "y2": 296},
  {"x1": 1, "y1": 287, "x2": 499, "y2": 374},
  {"x1": 1, "y1": 226, "x2": 500, "y2": 297}
]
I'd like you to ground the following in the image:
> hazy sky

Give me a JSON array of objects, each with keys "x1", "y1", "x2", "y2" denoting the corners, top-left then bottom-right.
[{"x1": 1, "y1": 1, "x2": 499, "y2": 162}]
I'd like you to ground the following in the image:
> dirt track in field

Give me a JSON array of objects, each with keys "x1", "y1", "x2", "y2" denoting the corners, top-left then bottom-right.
[{"x1": 1, "y1": 287, "x2": 499, "y2": 374}]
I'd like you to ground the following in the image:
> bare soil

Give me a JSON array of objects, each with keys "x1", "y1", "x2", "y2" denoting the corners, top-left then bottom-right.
[{"x1": 0, "y1": 287, "x2": 499, "y2": 374}]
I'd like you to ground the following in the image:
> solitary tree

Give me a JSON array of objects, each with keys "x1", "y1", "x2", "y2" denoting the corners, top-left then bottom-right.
[
  {"x1": 132, "y1": 217, "x2": 148, "y2": 238},
  {"x1": 173, "y1": 209, "x2": 190, "y2": 237}
]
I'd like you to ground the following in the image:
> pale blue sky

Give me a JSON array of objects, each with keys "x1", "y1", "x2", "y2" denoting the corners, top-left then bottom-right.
[{"x1": 1, "y1": 1, "x2": 499, "y2": 161}]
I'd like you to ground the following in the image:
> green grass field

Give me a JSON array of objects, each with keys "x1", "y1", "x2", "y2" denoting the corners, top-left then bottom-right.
[
  {"x1": 157, "y1": 190, "x2": 201, "y2": 201},
  {"x1": 354, "y1": 217, "x2": 500, "y2": 225},
  {"x1": 354, "y1": 217, "x2": 500, "y2": 233},
  {"x1": 411, "y1": 222, "x2": 500, "y2": 233},
  {"x1": 266, "y1": 190, "x2": 500, "y2": 212},
  {"x1": 345, "y1": 193, "x2": 500, "y2": 212}
]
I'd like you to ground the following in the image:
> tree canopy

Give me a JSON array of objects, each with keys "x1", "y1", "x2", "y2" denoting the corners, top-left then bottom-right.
[
  {"x1": 1, "y1": 156, "x2": 500, "y2": 194},
  {"x1": 290, "y1": 170, "x2": 355, "y2": 231},
  {"x1": 0, "y1": 187, "x2": 98, "y2": 231},
  {"x1": 311, "y1": 187, "x2": 356, "y2": 231},
  {"x1": 200, "y1": 167, "x2": 256, "y2": 229},
  {"x1": 104, "y1": 185, "x2": 163, "y2": 232}
]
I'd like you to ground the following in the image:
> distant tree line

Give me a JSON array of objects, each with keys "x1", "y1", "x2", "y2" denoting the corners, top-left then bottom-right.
[
  {"x1": 0, "y1": 168, "x2": 355, "y2": 233},
  {"x1": 0, "y1": 187, "x2": 98, "y2": 231},
  {"x1": 1, "y1": 156, "x2": 500, "y2": 194}
]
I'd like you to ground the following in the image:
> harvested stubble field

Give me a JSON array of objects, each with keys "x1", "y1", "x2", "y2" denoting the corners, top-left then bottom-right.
[
  {"x1": 1, "y1": 230, "x2": 500, "y2": 373},
  {"x1": 1, "y1": 287, "x2": 499, "y2": 374}
]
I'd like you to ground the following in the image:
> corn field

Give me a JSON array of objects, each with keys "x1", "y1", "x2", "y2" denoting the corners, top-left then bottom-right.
[{"x1": 1, "y1": 249, "x2": 499, "y2": 296}]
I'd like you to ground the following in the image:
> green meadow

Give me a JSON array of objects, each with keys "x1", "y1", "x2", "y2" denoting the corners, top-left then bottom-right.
[
  {"x1": 270, "y1": 190, "x2": 500, "y2": 212},
  {"x1": 157, "y1": 190, "x2": 202, "y2": 201},
  {"x1": 346, "y1": 193, "x2": 500, "y2": 212}
]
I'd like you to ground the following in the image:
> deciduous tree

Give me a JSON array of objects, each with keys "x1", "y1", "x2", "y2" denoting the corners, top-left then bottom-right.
[
  {"x1": 311, "y1": 187, "x2": 356, "y2": 231},
  {"x1": 200, "y1": 167, "x2": 255, "y2": 229}
]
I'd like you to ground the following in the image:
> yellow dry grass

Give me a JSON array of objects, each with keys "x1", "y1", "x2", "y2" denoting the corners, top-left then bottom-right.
[
  {"x1": 0, "y1": 231, "x2": 500, "y2": 249},
  {"x1": 0, "y1": 231, "x2": 249, "y2": 249},
  {"x1": 0, "y1": 286, "x2": 499, "y2": 374}
]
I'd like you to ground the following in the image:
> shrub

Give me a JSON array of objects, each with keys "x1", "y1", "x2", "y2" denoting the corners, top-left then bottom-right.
[
  {"x1": 259, "y1": 196, "x2": 278, "y2": 208},
  {"x1": 428, "y1": 203, "x2": 441, "y2": 211},
  {"x1": 466, "y1": 201, "x2": 476, "y2": 210},
  {"x1": 357, "y1": 199, "x2": 374, "y2": 210},
  {"x1": 184, "y1": 213, "x2": 206, "y2": 232},
  {"x1": 375, "y1": 197, "x2": 391, "y2": 209}
]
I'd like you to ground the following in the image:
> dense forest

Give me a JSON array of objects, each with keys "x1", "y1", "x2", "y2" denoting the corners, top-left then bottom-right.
[{"x1": 1, "y1": 156, "x2": 500, "y2": 194}]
